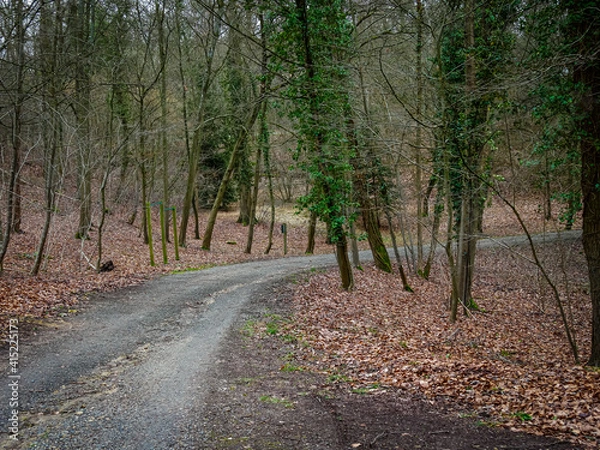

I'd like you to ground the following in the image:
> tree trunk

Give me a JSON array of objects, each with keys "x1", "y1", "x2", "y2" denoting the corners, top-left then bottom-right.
[
  {"x1": 178, "y1": 9, "x2": 221, "y2": 247},
  {"x1": 138, "y1": 98, "x2": 150, "y2": 245},
  {"x1": 95, "y1": 154, "x2": 113, "y2": 272},
  {"x1": 573, "y1": 13, "x2": 600, "y2": 365},
  {"x1": 347, "y1": 116, "x2": 391, "y2": 273},
  {"x1": 12, "y1": 171, "x2": 21, "y2": 234},
  {"x1": 32, "y1": 0, "x2": 61, "y2": 276},
  {"x1": 293, "y1": 0, "x2": 354, "y2": 289},
  {"x1": 179, "y1": 104, "x2": 206, "y2": 246},
  {"x1": 396, "y1": 182, "x2": 416, "y2": 272},
  {"x1": 362, "y1": 199, "x2": 391, "y2": 272},
  {"x1": 74, "y1": 0, "x2": 93, "y2": 240},
  {"x1": 422, "y1": 174, "x2": 437, "y2": 217},
  {"x1": 140, "y1": 164, "x2": 149, "y2": 244},
  {"x1": 0, "y1": 0, "x2": 26, "y2": 271},
  {"x1": 263, "y1": 105, "x2": 276, "y2": 255},
  {"x1": 245, "y1": 138, "x2": 263, "y2": 254},
  {"x1": 32, "y1": 130, "x2": 59, "y2": 276},
  {"x1": 158, "y1": 0, "x2": 170, "y2": 242},
  {"x1": 544, "y1": 152, "x2": 552, "y2": 221},
  {"x1": 76, "y1": 152, "x2": 92, "y2": 239},
  {"x1": 415, "y1": 0, "x2": 424, "y2": 271},
  {"x1": 422, "y1": 187, "x2": 444, "y2": 279},
  {"x1": 249, "y1": 30, "x2": 271, "y2": 254},
  {"x1": 447, "y1": 173, "x2": 460, "y2": 323},
  {"x1": 349, "y1": 218, "x2": 361, "y2": 269},
  {"x1": 202, "y1": 100, "x2": 262, "y2": 250},
  {"x1": 111, "y1": 8, "x2": 131, "y2": 205},
  {"x1": 237, "y1": 163, "x2": 252, "y2": 226},
  {"x1": 305, "y1": 211, "x2": 317, "y2": 254},
  {"x1": 0, "y1": 136, "x2": 20, "y2": 272},
  {"x1": 383, "y1": 207, "x2": 411, "y2": 291},
  {"x1": 335, "y1": 233, "x2": 354, "y2": 291},
  {"x1": 454, "y1": 0, "x2": 480, "y2": 310},
  {"x1": 192, "y1": 191, "x2": 200, "y2": 239},
  {"x1": 582, "y1": 150, "x2": 600, "y2": 366}
]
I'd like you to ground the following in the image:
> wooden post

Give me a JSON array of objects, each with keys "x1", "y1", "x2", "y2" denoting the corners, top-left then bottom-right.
[
  {"x1": 171, "y1": 207, "x2": 180, "y2": 261},
  {"x1": 282, "y1": 223, "x2": 288, "y2": 255},
  {"x1": 145, "y1": 202, "x2": 155, "y2": 266},
  {"x1": 159, "y1": 202, "x2": 168, "y2": 264}
]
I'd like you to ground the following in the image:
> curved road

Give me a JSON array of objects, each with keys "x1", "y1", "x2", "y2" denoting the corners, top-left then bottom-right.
[{"x1": 0, "y1": 230, "x2": 582, "y2": 449}]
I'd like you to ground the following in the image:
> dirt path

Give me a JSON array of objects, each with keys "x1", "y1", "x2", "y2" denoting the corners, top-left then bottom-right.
[
  {"x1": 0, "y1": 231, "x2": 583, "y2": 449},
  {"x1": 0, "y1": 252, "x2": 344, "y2": 449}
]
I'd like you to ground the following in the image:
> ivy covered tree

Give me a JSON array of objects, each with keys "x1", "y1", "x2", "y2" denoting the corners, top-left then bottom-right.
[
  {"x1": 438, "y1": 0, "x2": 518, "y2": 320},
  {"x1": 274, "y1": 0, "x2": 356, "y2": 289}
]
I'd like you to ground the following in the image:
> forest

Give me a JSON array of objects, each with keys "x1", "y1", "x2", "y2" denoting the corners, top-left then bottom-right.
[{"x1": 0, "y1": 0, "x2": 599, "y2": 442}]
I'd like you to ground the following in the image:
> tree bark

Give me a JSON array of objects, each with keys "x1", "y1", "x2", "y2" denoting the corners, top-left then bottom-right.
[
  {"x1": 0, "y1": 137, "x2": 20, "y2": 272},
  {"x1": 582, "y1": 144, "x2": 599, "y2": 366},
  {"x1": 335, "y1": 234, "x2": 354, "y2": 291},
  {"x1": 383, "y1": 207, "x2": 411, "y2": 291},
  {"x1": 95, "y1": 153, "x2": 113, "y2": 272},
  {"x1": 422, "y1": 187, "x2": 444, "y2": 279},
  {"x1": 353, "y1": 167, "x2": 391, "y2": 273},
  {"x1": 192, "y1": 191, "x2": 200, "y2": 239},
  {"x1": 245, "y1": 130, "x2": 263, "y2": 254},
  {"x1": 305, "y1": 211, "x2": 317, "y2": 254},
  {"x1": 455, "y1": 0, "x2": 481, "y2": 309},
  {"x1": 293, "y1": 0, "x2": 354, "y2": 288},
  {"x1": 237, "y1": 168, "x2": 252, "y2": 226},
  {"x1": 12, "y1": 168, "x2": 21, "y2": 234},
  {"x1": 349, "y1": 218, "x2": 361, "y2": 269},
  {"x1": 137, "y1": 96, "x2": 150, "y2": 244},
  {"x1": 573, "y1": 9, "x2": 600, "y2": 366},
  {"x1": 32, "y1": 130, "x2": 59, "y2": 276},
  {"x1": 32, "y1": 0, "x2": 61, "y2": 276},
  {"x1": 179, "y1": 88, "x2": 208, "y2": 247}
]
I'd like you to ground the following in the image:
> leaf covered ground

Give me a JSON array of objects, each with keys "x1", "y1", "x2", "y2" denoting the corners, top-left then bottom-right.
[
  {"x1": 0, "y1": 188, "x2": 596, "y2": 447},
  {"x1": 284, "y1": 239, "x2": 599, "y2": 448},
  {"x1": 0, "y1": 180, "x2": 570, "y2": 326}
]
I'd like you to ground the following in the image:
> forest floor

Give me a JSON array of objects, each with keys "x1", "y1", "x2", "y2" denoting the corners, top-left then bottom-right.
[
  {"x1": 279, "y1": 237, "x2": 598, "y2": 448},
  {"x1": 0, "y1": 192, "x2": 575, "y2": 324},
  {"x1": 202, "y1": 271, "x2": 595, "y2": 449},
  {"x1": 0, "y1": 193, "x2": 598, "y2": 448}
]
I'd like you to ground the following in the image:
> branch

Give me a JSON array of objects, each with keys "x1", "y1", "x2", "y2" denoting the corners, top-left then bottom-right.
[
  {"x1": 377, "y1": 47, "x2": 434, "y2": 129},
  {"x1": 79, "y1": 239, "x2": 97, "y2": 271},
  {"x1": 460, "y1": 159, "x2": 580, "y2": 364}
]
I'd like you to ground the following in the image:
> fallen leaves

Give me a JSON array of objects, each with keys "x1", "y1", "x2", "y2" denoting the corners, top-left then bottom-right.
[
  {"x1": 286, "y1": 240, "x2": 599, "y2": 448},
  {"x1": 0, "y1": 176, "x2": 595, "y2": 447}
]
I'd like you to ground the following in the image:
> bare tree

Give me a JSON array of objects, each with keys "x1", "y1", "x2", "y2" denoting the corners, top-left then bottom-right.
[
  {"x1": 31, "y1": 0, "x2": 65, "y2": 276},
  {"x1": 0, "y1": 0, "x2": 26, "y2": 271},
  {"x1": 178, "y1": 0, "x2": 224, "y2": 247}
]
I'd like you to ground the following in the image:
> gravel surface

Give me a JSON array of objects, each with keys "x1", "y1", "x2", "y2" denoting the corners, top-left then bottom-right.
[{"x1": 0, "y1": 252, "x2": 342, "y2": 449}]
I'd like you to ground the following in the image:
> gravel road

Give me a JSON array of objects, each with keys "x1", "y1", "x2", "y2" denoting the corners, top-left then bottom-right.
[
  {"x1": 0, "y1": 250, "x2": 347, "y2": 449},
  {"x1": 0, "y1": 230, "x2": 582, "y2": 449}
]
